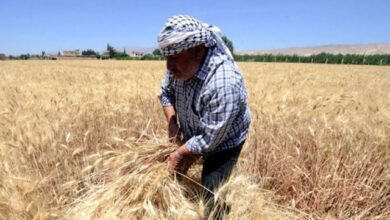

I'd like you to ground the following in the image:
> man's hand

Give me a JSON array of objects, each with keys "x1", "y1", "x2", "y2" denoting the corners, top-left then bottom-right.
[
  {"x1": 167, "y1": 145, "x2": 192, "y2": 174},
  {"x1": 167, "y1": 150, "x2": 183, "y2": 173},
  {"x1": 162, "y1": 106, "x2": 181, "y2": 142},
  {"x1": 168, "y1": 119, "x2": 180, "y2": 141}
]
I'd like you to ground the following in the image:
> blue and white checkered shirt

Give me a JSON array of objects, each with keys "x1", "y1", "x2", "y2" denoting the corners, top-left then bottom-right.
[{"x1": 159, "y1": 46, "x2": 251, "y2": 156}]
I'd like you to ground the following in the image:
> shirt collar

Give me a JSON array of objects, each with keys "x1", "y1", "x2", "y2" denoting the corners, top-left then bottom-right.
[{"x1": 194, "y1": 46, "x2": 220, "y2": 81}]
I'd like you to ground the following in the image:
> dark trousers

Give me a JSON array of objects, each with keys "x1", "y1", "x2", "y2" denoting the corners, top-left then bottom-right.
[{"x1": 201, "y1": 142, "x2": 244, "y2": 219}]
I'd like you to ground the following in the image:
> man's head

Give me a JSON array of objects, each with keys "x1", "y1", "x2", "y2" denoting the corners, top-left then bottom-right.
[
  {"x1": 157, "y1": 15, "x2": 236, "y2": 79},
  {"x1": 166, "y1": 44, "x2": 207, "y2": 80},
  {"x1": 157, "y1": 15, "x2": 216, "y2": 56},
  {"x1": 157, "y1": 15, "x2": 224, "y2": 80}
]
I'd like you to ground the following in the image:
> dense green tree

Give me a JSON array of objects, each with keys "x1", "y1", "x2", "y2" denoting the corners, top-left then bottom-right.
[
  {"x1": 82, "y1": 49, "x2": 98, "y2": 56},
  {"x1": 141, "y1": 53, "x2": 158, "y2": 60},
  {"x1": 152, "y1": 49, "x2": 162, "y2": 56},
  {"x1": 222, "y1": 36, "x2": 234, "y2": 54},
  {"x1": 19, "y1": 53, "x2": 30, "y2": 60},
  {"x1": 107, "y1": 44, "x2": 117, "y2": 58},
  {"x1": 114, "y1": 52, "x2": 129, "y2": 59}
]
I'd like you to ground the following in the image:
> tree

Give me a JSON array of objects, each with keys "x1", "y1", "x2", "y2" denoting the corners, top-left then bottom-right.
[
  {"x1": 222, "y1": 36, "x2": 234, "y2": 55},
  {"x1": 152, "y1": 49, "x2": 162, "y2": 56},
  {"x1": 107, "y1": 44, "x2": 117, "y2": 58},
  {"x1": 141, "y1": 53, "x2": 155, "y2": 60},
  {"x1": 82, "y1": 49, "x2": 98, "y2": 56},
  {"x1": 114, "y1": 51, "x2": 129, "y2": 59},
  {"x1": 0, "y1": 53, "x2": 6, "y2": 60},
  {"x1": 20, "y1": 53, "x2": 30, "y2": 60}
]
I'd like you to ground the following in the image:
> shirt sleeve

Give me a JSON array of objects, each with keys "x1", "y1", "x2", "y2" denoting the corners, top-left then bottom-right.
[
  {"x1": 158, "y1": 71, "x2": 174, "y2": 107},
  {"x1": 185, "y1": 83, "x2": 242, "y2": 154}
]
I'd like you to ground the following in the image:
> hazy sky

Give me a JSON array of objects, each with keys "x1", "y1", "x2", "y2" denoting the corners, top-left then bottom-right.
[{"x1": 1, "y1": 0, "x2": 390, "y2": 55}]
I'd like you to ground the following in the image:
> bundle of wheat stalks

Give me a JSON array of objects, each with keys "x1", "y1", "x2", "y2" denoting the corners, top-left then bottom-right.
[
  {"x1": 63, "y1": 142, "x2": 296, "y2": 220},
  {"x1": 1, "y1": 139, "x2": 294, "y2": 220}
]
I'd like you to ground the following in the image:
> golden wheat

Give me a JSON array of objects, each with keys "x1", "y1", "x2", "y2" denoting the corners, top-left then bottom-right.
[{"x1": 0, "y1": 60, "x2": 389, "y2": 219}]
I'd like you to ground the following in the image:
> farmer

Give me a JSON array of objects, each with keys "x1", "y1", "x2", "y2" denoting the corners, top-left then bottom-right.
[{"x1": 158, "y1": 15, "x2": 251, "y2": 218}]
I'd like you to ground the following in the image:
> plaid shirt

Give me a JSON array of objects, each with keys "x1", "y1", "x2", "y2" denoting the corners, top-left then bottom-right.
[{"x1": 159, "y1": 46, "x2": 251, "y2": 156}]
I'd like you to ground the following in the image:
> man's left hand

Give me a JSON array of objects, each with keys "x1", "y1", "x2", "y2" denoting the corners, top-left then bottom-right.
[{"x1": 167, "y1": 150, "x2": 183, "y2": 173}]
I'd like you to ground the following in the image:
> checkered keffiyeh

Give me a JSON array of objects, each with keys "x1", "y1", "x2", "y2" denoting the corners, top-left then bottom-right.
[{"x1": 157, "y1": 15, "x2": 234, "y2": 60}]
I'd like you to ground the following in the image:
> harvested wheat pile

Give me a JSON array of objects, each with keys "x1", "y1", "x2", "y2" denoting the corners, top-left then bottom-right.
[
  {"x1": 1, "y1": 140, "x2": 295, "y2": 220},
  {"x1": 62, "y1": 142, "x2": 296, "y2": 220}
]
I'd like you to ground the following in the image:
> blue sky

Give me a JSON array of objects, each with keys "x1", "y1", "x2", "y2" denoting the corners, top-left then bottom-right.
[{"x1": 1, "y1": 0, "x2": 390, "y2": 55}]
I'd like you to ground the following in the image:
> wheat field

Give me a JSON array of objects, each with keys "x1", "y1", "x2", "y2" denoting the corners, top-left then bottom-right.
[{"x1": 0, "y1": 60, "x2": 389, "y2": 219}]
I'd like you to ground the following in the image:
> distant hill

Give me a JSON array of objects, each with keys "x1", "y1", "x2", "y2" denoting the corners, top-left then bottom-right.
[{"x1": 239, "y1": 43, "x2": 390, "y2": 56}]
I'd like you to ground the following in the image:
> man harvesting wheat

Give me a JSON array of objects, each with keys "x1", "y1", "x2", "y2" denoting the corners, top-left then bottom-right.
[{"x1": 158, "y1": 15, "x2": 251, "y2": 218}]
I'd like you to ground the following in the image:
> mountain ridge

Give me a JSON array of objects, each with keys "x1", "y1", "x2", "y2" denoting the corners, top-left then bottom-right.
[{"x1": 237, "y1": 43, "x2": 390, "y2": 56}]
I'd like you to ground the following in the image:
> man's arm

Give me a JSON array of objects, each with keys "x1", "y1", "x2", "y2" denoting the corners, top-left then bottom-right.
[
  {"x1": 158, "y1": 72, "x2": 179, "y2": 140},
  {"x1": 163, "y1": 106, "x2": 180, "y2": 140},
  {"x1": 164, "y1": 106, "x2": 193, "y2": 172},
  {"x1": 160, "y1": 73, "x2": 193, "y2": 172}
]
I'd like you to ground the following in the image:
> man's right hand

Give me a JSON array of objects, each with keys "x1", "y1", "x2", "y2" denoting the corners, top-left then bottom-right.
[
  {"x1": 168, "y1": 120, "x2": 180, "y2": 141},
  {"x1": 163, "y1": 106, "x2": 181, "y2": 142}
]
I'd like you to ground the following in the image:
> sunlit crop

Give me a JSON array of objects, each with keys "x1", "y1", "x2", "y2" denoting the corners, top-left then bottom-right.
[{"x1": 0, "y1": 60, "x2": 389, "y2": 219}]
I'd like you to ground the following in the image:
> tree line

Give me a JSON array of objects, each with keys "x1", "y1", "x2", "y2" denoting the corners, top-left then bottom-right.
[
  {"x1": 1, "y1": 38, "x2": 389, "y2": 65},
  {"x1": 233, "y1": 53, "x2": 390, "y2": 65}
]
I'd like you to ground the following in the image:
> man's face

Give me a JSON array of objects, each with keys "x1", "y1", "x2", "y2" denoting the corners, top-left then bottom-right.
[{"x1": 166, "y1": 45, "x2": 205, "y2": 80}]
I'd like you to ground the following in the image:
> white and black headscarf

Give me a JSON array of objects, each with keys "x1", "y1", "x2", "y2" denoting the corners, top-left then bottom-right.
[{"x1": 157, "y1": 15, "x2": 234, "y2": 61}]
